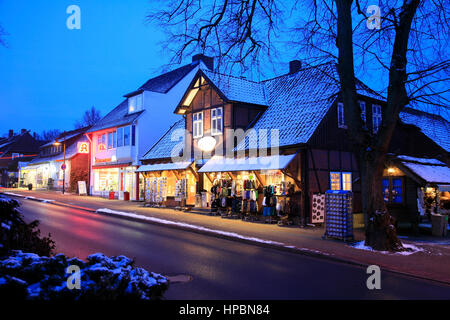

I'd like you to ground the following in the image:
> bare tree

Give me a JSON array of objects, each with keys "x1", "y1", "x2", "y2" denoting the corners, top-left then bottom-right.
[
  {"x1": 0, "y1": 23, "x2": 6, "y2": 47},
  {"x1": 75, "y1": 106, "x2": 102, "y2": 129},
  {"x1": 302, "y1": 0, "x2": 449, "y2": 250},
  {"x1": 38, "y1": 130, "x2": 61, "y2": 142},
  {"x1": 149, "y1": 0, "x2": 450, "y2": 251}
]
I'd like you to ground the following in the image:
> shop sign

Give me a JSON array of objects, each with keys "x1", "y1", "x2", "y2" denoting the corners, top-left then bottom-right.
[
  {"x1": 78, "y1": 142, "x2": 89, "y2": 154},
  {"x1": 95, "y1": 157, "x2": 112, "y2": 163}
]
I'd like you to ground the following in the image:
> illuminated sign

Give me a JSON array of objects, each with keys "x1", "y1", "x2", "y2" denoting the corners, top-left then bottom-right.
[{"x1": 78, "y1": 142, "x2": 89, "y2": 154}]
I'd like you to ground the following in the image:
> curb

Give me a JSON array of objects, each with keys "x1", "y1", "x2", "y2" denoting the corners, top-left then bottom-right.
[{"x1": 3, "y1": 191, "x2": 450, "y2": 286}]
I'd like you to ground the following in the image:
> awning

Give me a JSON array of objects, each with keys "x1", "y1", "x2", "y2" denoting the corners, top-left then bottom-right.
[
  {"x1": 136, "y1": 161, "x2": 193, "y2": 172},
  {"x1": 92, "y1": 161, "x2": 132, "y2": 169},
  {"x1": 198, "y1": 154, "x2": 297, "y2": 173}
]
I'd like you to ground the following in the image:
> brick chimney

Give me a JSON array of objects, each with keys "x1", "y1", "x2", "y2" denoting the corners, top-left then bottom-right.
[
  {"x1": 8, "y1": 129, "x2": 13, "y2": 138},
  {"x1": 289, "y1": 60, "x2": 302, "y2": 74},
  {"x1": 192, "y1": 54, "x2": 214, "y2": 70}
]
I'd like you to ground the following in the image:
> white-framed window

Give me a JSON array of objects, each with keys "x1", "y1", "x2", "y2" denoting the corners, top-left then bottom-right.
[
  {"x1": 107, "y1": 132, "x2": 113, "y2": 149},
  {"x1": 337, "y1": 102, "x2": 347, "y2": 128},
  {"x1": 342, "y1": 172, "x2": 352, "y2": 191},
  {"x1": 193, "y1": 112, "x2": 203, "y2": 138},
  {"x1": 123, "y1": 126, "x2": 131, "y2": 146},
  {"x1": 211, "y1": 107, "x2": 223, "y2": 135},
  {"x1": 128, "y1": 93, "x2": 143, "y2": 114},
  {"x1": 117, "y1": 127, "x2": 124, "y2": 147},
  {"x1": 12, "y1": 153, "x2": 20, "y2": 160},
  {"x1": 330, "y1": 172, "x2": 341, "y2": 190},
  {"x1": 372, "y1": 104, "x2": 382, "y2": 133},
  {"x1": 359, "y1": 101, "x2": 366, "y2": 125},
  {"x1": 330, "y1": 172, "x2": 352, "y2": 191}
]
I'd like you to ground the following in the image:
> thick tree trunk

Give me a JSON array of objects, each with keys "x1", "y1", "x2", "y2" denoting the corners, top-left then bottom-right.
[
  {"x1": 360, "y1": 150, "x2": 403, "y2": 251},
  {"x1": 334, "y1": 0, "x2": 420, "y2": 251}
]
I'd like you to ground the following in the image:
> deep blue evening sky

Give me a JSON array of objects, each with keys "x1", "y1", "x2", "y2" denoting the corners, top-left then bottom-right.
[
  {"x1": 0, "y1": 0, "x2": 172, "y2": 136},
  {"x1": 0, "y1": 1, "x2": 448, "y2": 137}
]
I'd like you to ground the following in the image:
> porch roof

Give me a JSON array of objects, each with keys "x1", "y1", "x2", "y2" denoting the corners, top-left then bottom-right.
[{"x1": 397, "y1": 156, "x2": 450, "y2": 185}]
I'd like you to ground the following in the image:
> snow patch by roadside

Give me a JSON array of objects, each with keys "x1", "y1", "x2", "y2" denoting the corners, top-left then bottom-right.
[
  {"x1": 95, "y1": 208, "x2": 331, "y2": 256},
  {"x1": 350, "y1": 241, "x2": 424, "y2": 255},
  {"x1": 2, "y1": 192, "x2": 55, "y2": 203}
]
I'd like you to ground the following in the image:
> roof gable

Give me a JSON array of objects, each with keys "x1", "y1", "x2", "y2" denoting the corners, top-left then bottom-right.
[
  {"x1": 400, "y1": 108, "x2": 450, "y2": 152},
  {"x1": 141, "y1": 119, "x2": 186, "y2": 160}
]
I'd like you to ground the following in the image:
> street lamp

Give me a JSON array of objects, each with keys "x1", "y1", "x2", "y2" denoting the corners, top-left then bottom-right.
[{"x1": 54, "y1": 139, "x2": 66, "y2": 194}]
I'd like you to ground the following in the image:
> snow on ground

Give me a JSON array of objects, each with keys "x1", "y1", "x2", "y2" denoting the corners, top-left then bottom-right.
[
  {"x1": 350, "y1": 241, "x2": 424, "y2": 255},
  {"x1": 95, "y1": 208, "x2": 331, "y2": 256},
  {"x1": 0, "y1": 250, "x2": 168, "y2": 300}
]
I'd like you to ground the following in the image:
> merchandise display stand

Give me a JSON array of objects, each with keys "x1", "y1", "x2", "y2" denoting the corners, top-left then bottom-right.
[{"x1": 323, "y1": 190, "x2": 354, "y2": 242}]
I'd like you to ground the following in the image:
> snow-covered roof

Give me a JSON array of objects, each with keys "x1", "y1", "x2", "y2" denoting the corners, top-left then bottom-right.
[
  {"x1": 198, "y1": 153, "x2": 297, "y2": 172},
  {"x1": 236, "y1": 63, "x2": 341, "y2": 150},
  {"x1": 396, "y1": 155, "x2": 445, "y2": 165},
  {"x1": 87, "y1": 100, "x2": 144, "y2": 133},
  {"x1": 400, "y1": 108, "x2": 450, "y2": 152},
  {"x1": 401, "y1": 162, "x2": 450, "y2": 184},
  {"x1": 396, "y1": 155, "x2": 450, "y2": 184},
  {"x1": 139, "y1": 63, "x2": 199, "y2": 94},
  {"x1": 202, "y1": 69, "x2": 267, "y2": 106},
  {"x1": 141, "y1": 119, "x2": 185, "y2": 160},
  {"x1": 40, "y1": 132, "x2": 81, "y2": 148},
  {"x1": 89, "y1": 62, "x2": 202, "y2": 133}
]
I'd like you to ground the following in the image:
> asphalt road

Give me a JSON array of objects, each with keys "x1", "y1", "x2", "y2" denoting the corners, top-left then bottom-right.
[{"x1": 16, "y1": 198, "x2": 450, "y2": 299}]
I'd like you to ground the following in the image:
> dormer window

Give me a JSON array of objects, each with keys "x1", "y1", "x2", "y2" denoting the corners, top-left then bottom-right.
[{"x1": 128, "y1": 93, "x2": 143, "y2": 113}]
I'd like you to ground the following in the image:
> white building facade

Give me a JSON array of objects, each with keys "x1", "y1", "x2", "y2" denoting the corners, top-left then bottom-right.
[{"x1": 87, "y1": 55, "x2": 213, "y2": 200}]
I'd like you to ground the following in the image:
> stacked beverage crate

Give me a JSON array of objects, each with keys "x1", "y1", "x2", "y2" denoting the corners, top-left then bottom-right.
[{"x1": 323, "y1": 190, "x2": 354, "y2": 241}]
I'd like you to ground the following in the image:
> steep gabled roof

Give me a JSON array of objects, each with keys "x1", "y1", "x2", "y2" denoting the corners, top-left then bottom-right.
[
  {"x1": 41, "y1": 126, "x2": 90, "y2": 148},
  {"x1": 89, "y1": 61, "x2": 202, "y2": 133},
  {"x1": 87, "y1": 100, "x2": 144, "y2": 133},
  {"x1": 201, "y1": 69, "x2": 267, "y2": 106},
  {"x1": 236, "y1": 63, "x2": 341, "y2": 150},
  {"x1": 400, "y1": 107, "x2": 450, "y2": 152},
  {"x1": 141, "y1": 119, "x2": 185, "y2": 160},
  {"x1": 0, "y1": 131, "x2": 40, "y2": 155},
  {"x1": 139, "y1": 63, "x2": 199, "y2": 94}
]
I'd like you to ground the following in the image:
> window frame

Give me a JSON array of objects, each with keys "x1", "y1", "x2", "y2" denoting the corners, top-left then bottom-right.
[
  {"x1": 211, "y1": 107, "x2": 223, "y2": 135},
  {"x1": 382, "y1": 176, "x2": 405, "y2": 205},
  {"x1": 372, "y1": 104, "x2": 382, "y2": 133},
  {"x1": 330, "y1": 171, "x2": 353, "y2": 191},
  {"x1": 337, "y1": 102, "x2": 347, "y2": 129},
  {"x1": 193, "y1": 111, "x2": 204, "y2": 138},
  {"x1": 359, "y1": 101, "x2": 366, "y2": 125},
  {"x1": 342, "y1": 172, "x2": 352, "y2": 191},
  {"x1": 117, "y1": 127, "x2": 124, "y2": 147},
  {"x1": 123, "y1": 126, "x2": 131, "y2": 146},
  {"x1": 128, "y1": 93, "x2": 143, "y2": 114},
  {"x1": 330, "y1": 172, "x2": 342, "y2": 190}
]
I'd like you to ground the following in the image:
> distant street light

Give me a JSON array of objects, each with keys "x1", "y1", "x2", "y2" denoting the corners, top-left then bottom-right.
[{"x1": 54, "y1": 139, "x2": 66, "y2": 194}]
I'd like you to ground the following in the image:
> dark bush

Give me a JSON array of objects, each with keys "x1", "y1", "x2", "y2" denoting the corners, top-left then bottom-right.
[{"x1": 0, "y1": 195, "x2": 55, "y2": 257}]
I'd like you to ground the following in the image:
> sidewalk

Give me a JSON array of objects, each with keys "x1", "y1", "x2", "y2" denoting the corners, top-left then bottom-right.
[{"x1": 2, "y1": 189, "x2": 450, "y2": 284}]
